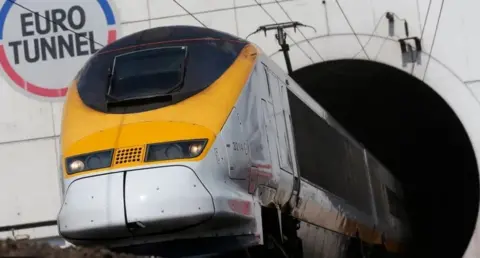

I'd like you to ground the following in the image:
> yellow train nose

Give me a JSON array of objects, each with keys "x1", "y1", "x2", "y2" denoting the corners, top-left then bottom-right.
[
  {"x1": 113, "y1": 121, "x2": 215, "y2": 167},
  {"x1": 63, "y1": 121, "x2": 215, "y2": 178}
]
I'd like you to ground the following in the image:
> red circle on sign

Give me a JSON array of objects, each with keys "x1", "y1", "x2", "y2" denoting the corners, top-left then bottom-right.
[{"x1": 0, "y1": 31, "x2": 117, "y2": 98}]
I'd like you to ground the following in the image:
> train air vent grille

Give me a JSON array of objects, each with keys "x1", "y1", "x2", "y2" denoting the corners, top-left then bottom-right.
[{"x1": 114, "y1": 146, "x2": 144, "y2": 165}]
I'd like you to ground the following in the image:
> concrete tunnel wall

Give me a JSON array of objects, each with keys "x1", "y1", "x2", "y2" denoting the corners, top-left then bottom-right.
[{"x1": 0, "y1": 0, "x2": 479, "y2": 257}]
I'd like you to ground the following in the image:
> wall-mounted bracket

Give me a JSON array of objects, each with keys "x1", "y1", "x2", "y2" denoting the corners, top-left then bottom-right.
[
  {"x1": 399, "y1": 36, "x2": 422, "y2": 67},
  {"x1": 386, "y1": 12, "x2": 411, "y2": 38},
  {"x1": 385, "y1": 12, "x2": 422, "y2": 67},
  {"x1": 386, "y1": 12, "x2": 395, "y2": 37}
]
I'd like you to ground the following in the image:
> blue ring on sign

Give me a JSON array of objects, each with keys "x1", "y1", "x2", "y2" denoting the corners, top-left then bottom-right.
[
  {"x1": 0, "y1": 0, "x2": 117, "y2": 39},
  {"x1": 97, "y1": 0, "x2": 116, "y2": 25},
  {"x1": 0, "y1": 0, "x2": 118, "y2": 98},
  {"x1": 0, "y1": 0, "x2": 13, "y2": 40}
]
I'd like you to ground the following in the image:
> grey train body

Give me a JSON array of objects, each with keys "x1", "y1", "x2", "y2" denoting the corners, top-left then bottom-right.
[
  {"x1": 243, "y1": 54, "x2": 410, "y2": 258},
  {"x1": 58, "y1": 45, "x2": 410, "y2": 257}
]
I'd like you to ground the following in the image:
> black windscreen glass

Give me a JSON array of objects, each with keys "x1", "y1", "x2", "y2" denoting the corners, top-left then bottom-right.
[
  {"x1": 76, "y1": 26, "x2": 249, "y2": 114},
  {"x1": 108, "y1": 46, "x2": 187, "y2": 100}
]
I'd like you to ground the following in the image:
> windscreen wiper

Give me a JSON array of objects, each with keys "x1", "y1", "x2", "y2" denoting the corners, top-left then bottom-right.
[{"x1": 106, "y1": 92, "x2": 174, "y2": 105}]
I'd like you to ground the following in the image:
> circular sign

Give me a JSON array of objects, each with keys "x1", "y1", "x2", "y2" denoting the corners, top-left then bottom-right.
[{"x1": 0, "y1": 0, "x2": 119, "y2": 100}]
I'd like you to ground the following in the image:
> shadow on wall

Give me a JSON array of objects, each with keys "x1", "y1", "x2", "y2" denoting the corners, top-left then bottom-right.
[{"x1": 291, "y1": 59, "x2": 479, "y2": 258}]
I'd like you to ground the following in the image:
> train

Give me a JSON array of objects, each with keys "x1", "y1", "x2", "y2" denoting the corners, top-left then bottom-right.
[{"x1": 56, "y1": 25, "x2": 411, "y2": 257}]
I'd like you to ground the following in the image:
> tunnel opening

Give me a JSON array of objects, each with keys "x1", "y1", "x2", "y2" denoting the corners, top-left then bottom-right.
[{"x1": 290, "y1": 59, "x2": 479, "y2": 258}]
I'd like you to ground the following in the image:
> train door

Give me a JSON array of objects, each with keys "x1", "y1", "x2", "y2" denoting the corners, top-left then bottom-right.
[
  {"x1": 260, "y1": 98, "x2": 278, "y2": 176},
  {"x1": 263, "y1": 65, "x2": 294, "y2": 175},
  {"x1": 278, "y1": 79, "x2": 302, "y2": 197},
  {"x1": 261, "y1": 64, "x2": 295, "y2": 206}
]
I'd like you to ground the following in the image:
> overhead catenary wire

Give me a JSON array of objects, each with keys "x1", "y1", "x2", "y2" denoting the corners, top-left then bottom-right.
[
  {"x1": 267, "y1": 11, "x2": 390, "y2": 59},
  {"x1": 410, "y1": 0, "x2": 432, "y2": 75},
  {"x1": 273, "y1": 0, "x2": 324, "y2": 61},
  {"x1": 172, "y1": 0, "x2": 208, "y2": 28},
  {"x1": 9, "y1": 0, "x2": 312, "y2": 66},
  {"x1": 421, "y1": 0, "x2": 444, "y2": 81},
  {"x1": 419, "y1": 0, "x2": 432, "y2": 41},
  {"x1": 267, "y1": 11, "x2": 395, "y2": 78},
  {"x1": 7, "y1": 0, "x2": 210, "y2": 48},
  {"x1": 334, "y1": 0, "x2": 370, "y2": 60},
  {"x1": 253, "y1": 0, "x2": 315, "y2": 64},
  {"x1": 266, "y1": 3, "x2": 393, "y2": 72},
  {"x1": 7, "y1": 0, "x2": 404, "y2": 80},
  {"x1": 350, "y1": 11, "x2": 390, "y2": 59}
]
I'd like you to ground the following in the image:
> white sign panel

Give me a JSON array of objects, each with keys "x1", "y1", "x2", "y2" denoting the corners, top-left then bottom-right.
[{"x1": 0, "y1": 0, "x2": 120, "y2": 100}]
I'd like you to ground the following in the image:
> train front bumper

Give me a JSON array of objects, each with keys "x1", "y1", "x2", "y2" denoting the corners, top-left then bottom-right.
[{"x1": 57, "y1": 165, "x2": 215, "y2": 240}]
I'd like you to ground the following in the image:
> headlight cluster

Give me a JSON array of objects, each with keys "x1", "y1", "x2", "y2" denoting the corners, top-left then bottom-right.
[
  {"x1": 145, "y1": 139, "x2": 208, "y2": 162},
  {"x1": 64, "y1": 140, "x2": 208, "y2": 175},
  {"x1": 65, "y1": 150, "x2": 114, "y2": 175}
]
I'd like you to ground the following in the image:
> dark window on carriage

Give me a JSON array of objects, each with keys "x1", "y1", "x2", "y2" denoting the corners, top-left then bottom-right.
[
  {"x1": 287, "y1": 88, "x2": 373, "y2": 216},
  {"x1": 385, "y1": 186, "x2": 406, "y2": 220}
]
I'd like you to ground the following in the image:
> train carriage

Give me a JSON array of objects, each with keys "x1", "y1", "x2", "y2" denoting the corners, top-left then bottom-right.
[{"x1": 57, "y1": 25, "x2": 410, "y2": 257}]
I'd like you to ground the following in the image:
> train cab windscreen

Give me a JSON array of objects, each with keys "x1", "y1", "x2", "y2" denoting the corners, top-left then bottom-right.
[
  {"x1": 107, "y1": 46, "x2": 188, "y2": 103},
  {"x1": 74, "y1": 26, "x2": 248, "y2": 114}
]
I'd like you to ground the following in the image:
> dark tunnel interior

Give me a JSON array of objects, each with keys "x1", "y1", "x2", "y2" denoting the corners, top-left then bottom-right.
[{"x1": 290, "y1": 59, "x2": 480, "y2": 258}]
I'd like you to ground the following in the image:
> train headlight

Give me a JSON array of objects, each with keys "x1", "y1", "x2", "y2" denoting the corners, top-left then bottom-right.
[
  {"x1": 65, "y1": 150, "x2": 114, "y2": 175},
  {"x1": 189, "y1": 142, "x2": 204, "y2": 156},
  {"x1": 69, "y1": 160, "x2": 85, "y2": 173},
  {"x1": 145, "y1": 139, "x2": 208, "y2": 162}
]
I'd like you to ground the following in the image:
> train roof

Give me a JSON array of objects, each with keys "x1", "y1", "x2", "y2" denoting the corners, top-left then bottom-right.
[
  {"x1": 98, "y1": 25, "x2": 248, "y2": 54},
  {"x1": 74, "y1": 25, "x2": 250, "y2": 114}
]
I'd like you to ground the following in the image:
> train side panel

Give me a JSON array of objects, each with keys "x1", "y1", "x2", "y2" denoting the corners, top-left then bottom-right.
[
  {"x1": 255, "y1": 61, "x2": 298, "y2": 207},
  {"x1": 220, "y1": 57, "x2": 299, "y2": 210},
  {"x1": 257, "y1": 52, "x2": 410, "y2": 253}
]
